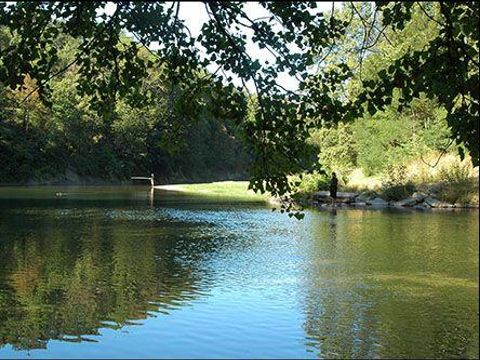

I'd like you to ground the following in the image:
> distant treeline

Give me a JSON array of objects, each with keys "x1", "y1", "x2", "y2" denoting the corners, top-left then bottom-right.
[{"x1": 0, "y1": 29, "x2": 250, "y2": 184}]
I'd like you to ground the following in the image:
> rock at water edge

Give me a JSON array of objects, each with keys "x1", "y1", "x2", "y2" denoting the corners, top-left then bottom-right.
[
  {"x1": 424, "y1": 197, "x2": 454, "y2": 208},
  {"x1": 368, "y1": 197, "x2": 388, "y2": 206},
  {"x1": 393, "y1": 197, "x2": 417, "y2": 207}
]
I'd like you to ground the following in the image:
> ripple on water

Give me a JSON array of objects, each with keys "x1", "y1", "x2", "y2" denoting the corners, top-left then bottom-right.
[{"x1": 0, "y1": 192, "x2": 478, "y2": 359}]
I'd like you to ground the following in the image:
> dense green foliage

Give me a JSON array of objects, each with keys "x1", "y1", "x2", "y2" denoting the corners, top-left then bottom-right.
[
  {"x1": 310, "y1": 96, "x2": 451, "y2": 177},
  {"x1": 0, "y1": 32, "x2": 250, "y2": 183},
  {"x1": 304, "y1": 3, "x2": 477, "y2": 204},
  {"x1": 0, "y1": 2, "x2": 478, "y2": 214}
]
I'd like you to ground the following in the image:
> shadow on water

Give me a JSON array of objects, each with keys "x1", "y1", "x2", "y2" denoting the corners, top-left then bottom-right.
[{"x1": 0, "y1": 186, "x2": 478, "y2": 358}]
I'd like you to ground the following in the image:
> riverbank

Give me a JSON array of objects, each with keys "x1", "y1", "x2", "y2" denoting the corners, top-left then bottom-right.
[
  {"x1": 155, "y1": 181, "x2": 269, "y2": 202},
  {"x1": 155, "y1": 181, "x2": 479, "y2": 211},
  {"x1": 295, "y1": 190, "x2": 479, "y2": 210},
  {"x1": 292, "y1": 152, "x2": 479, "y2": 210},
  {"x1": 3, "y1": 176, "x2": 477, "y2": 211},
  {"x1": 293, "y1": 174, "x2": 479, "y2": 210}
]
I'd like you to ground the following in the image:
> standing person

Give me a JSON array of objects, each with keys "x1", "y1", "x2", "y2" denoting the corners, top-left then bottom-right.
[{"x1": 330, "y1": 172, "x2": 338, "y2": 206}]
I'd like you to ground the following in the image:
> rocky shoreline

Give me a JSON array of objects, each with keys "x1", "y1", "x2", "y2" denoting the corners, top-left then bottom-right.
[{"x1": 304, "y1": 191, "x2": 479, "y2": 209}]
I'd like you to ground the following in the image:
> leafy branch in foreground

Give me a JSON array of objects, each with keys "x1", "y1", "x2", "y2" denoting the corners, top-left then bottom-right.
[{"x1": 0, "y1": 2, "x2": 478, "y2": 215}]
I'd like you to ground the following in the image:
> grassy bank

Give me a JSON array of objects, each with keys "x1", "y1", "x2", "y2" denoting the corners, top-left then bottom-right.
[
  {"x1": 294, "y1": 153, "x2": 479, "y2": 207},
  {"x1": 155, "y1": 181, "x2": 270, "y2": 202}
]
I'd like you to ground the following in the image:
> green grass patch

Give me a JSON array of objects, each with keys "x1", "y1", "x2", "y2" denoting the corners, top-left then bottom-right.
[{"x1": 156, "y1": 181, "x2": 270, "y2": 202}]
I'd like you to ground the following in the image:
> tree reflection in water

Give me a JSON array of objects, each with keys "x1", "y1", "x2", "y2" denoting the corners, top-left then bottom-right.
[
  {"x1": 0, "y1": 195, "x2": 478, "y2": 358},
  {"x1": 0, "y1": 207, "x2": 215, "y2": 351}
]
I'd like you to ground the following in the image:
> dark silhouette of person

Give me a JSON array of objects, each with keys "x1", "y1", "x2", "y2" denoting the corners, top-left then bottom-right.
[{"x1": 330, "y1": 172, "x2": 338, "y2": 206}]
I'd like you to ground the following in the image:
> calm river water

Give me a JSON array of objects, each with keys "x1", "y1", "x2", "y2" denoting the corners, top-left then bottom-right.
[{"x1": 0, "y1": 186, "x2": 478, "y2": 359}]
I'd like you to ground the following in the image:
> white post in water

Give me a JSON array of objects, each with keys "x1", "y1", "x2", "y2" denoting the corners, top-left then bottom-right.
[{"x1": 150, "y1": 173, "x2": 155, "y2": 187}]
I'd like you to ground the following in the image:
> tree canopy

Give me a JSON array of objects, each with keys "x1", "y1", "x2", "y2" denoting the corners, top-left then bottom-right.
[{"x1": 0, "y1": 1, "x2": 478, "y2": 213}]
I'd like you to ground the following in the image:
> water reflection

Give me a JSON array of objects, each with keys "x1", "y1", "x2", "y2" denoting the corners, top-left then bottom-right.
[
  {"x1": 0, "y1": 188, "x2": 478, "y2": 358},
  {"x1": 0, "y1": 206, "x2": 218, "y2": 351},
  {"x1": 301, "y1": 210, "x2": 479, "y2": 359}
]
